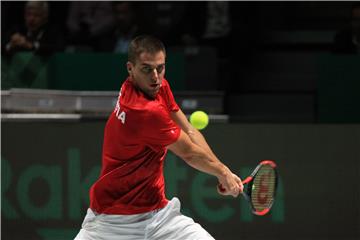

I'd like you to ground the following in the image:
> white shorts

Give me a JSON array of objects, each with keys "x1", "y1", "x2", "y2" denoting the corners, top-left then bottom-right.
[{"x1": 74, "y1": 197, "x2": 215, "y2": 240}]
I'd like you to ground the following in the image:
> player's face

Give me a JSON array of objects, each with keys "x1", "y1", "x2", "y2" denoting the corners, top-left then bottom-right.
[{"x1": 128, "y1": 51, "x2": 166, "y2": 99}]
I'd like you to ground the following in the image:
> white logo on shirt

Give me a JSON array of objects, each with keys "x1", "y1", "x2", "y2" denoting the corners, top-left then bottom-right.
[{"x1": 114, "y1": 87, "x2": 126, "y2": 124}]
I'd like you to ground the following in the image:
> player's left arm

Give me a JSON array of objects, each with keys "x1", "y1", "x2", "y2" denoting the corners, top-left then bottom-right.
[
  {"x1": 170, "y1": 109, "x2": 216, "y2": 159},
  {"x1": 170, "y1": 109, "x2": 243, "y2": 196}
]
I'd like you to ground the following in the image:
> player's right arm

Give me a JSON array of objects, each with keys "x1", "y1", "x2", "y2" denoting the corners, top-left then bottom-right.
[{"x1": 167, "y1": 130, "x2": 243, "y2": 197}]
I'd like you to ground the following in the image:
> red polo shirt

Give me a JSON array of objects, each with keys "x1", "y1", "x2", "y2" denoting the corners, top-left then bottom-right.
[{"x1": 89, "y1": 78, "x2": 181, "y2": 214}]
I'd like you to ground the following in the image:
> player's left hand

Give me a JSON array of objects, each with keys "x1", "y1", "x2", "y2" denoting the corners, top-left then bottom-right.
[{"x1": 217, "y1": 173, "x2": 244, "y2": 197}]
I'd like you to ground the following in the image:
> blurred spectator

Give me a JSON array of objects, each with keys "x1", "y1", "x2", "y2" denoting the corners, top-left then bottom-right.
[
  {"x1": 333, "y1": 4, "x2": 360, "y2": 54},
  {"x1": 178, "y1": 3, "x2": 233, "y2": 53},
  {"x1": 202, "y1": 2, "x2": 232, "y2": 47},
  {"x1": 66, "y1": 2, "x2": 114, "y2": 50},
  {"x1": 2, "y1": 1, "x2": 65, "y2": 56},
  {"x1": 138, "y1": 2, "x2": 186, "y2": 46},
  {"x1": 94, "y1": 2, "x2": 142, "y2": 53}
]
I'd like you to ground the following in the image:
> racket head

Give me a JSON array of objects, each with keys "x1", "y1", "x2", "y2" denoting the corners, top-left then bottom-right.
[{"x1": 243, "y1": 160, "x2": 278, "y2": 216}]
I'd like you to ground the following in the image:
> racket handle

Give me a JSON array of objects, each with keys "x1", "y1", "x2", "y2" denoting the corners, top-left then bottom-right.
[{"x1": 241, "y1": 191, "x2": 250, "y2": 201}]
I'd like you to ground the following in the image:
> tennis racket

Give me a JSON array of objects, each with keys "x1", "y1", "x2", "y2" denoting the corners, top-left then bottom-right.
[{"x1": 218, "y1": 160, "x2": 278, "y2": 216}]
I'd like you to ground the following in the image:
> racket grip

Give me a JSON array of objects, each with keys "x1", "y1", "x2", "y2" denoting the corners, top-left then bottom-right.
[{"x1": 241, "y1": 191, "x2": 250, "y2": 201}]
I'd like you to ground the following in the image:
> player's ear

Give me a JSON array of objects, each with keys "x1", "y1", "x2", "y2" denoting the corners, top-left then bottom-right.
[{"x1": 126, "y1": 61, "x2": 133, "y2": 74}]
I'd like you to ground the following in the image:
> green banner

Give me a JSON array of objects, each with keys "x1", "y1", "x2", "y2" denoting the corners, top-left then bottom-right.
[{"x1": 2, "y1": 121, "x2": 359, "y2": 239}]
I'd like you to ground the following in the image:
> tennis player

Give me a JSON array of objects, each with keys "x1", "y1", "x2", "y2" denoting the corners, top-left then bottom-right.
[{"x1": 75, "y1": 35, "x2": 243, "y2": 240}]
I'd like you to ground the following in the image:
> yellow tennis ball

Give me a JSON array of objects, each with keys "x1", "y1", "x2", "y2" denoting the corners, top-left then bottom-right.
[{"x1": 190, "y1": 111, "x2": 209, "y2": 130}]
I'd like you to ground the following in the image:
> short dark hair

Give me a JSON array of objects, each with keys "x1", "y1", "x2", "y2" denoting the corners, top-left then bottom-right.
[{"x1": 128, "y1": 35, "x2": 166, "y2": 64}]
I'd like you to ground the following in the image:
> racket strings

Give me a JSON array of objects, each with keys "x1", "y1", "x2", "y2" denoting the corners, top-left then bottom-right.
[{"x1": 250, "y1": 165, "x2": 276, "y2": 211}]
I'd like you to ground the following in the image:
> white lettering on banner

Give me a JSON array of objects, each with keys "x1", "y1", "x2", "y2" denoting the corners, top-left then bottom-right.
[{"x1": 114, "y1": 87, "x2": 126, "y2": 124}]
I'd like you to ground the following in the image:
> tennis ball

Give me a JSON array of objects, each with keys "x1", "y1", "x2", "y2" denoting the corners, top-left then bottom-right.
[{"x1": 190, "y1": 111, "x2": 209, "y2": 130}]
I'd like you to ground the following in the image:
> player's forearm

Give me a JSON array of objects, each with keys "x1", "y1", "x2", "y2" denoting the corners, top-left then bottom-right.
[
  {"x1": 168, "y1": 129, "x2": 232, "y2": 180},
  {"x1": 187, "y1": 128, "x2": 217, "y2": 160},
  {"x1": 170, "y1": 110, "x2": 217, "y2": 159},
  {"x1": 182, "y1": 143, "x2": 230, "y2": 180}
]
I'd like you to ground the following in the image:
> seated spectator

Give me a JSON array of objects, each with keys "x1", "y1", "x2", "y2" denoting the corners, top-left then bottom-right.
[
  {"x1": 333, "y1": 4, "x2": 360, "y2": 54},
  {"x1": 2, "y1": 1, "x2": 64, "y2": 56},
  {"x1": 94, "y1": 2, "x2": 142, "y2": 53},
  {"x1": 66, "y1": 2, "x2": 114, "y2": 50}
]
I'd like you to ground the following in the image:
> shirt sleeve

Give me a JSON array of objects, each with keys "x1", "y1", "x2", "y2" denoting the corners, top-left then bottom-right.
[
  {"x1": 162, "y1": 79, "x2": 179, "y2": 112},
  {"x1": 139, "y1": 106, "x2": 181, "y2": 149}
]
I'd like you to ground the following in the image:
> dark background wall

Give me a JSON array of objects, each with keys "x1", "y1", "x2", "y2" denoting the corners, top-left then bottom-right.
[
  {"x1": 2, "y1": 1, "x2": 360, "y2": 123},
  {"x1": 2, "y1": 120, "x2": 359, "y2": 240}
]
